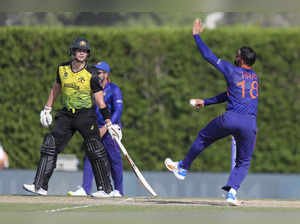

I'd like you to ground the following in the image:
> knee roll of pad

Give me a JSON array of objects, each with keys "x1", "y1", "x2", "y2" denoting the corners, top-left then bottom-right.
[
  {"x1": 40, "y1": 134, "x2": 56, "y2": 156},
  {"x1": 85, "y1": 137, "x2": 107, "y2": 160}
]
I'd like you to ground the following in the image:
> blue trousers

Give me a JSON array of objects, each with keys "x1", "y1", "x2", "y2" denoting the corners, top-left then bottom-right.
[
  {"x1": 82, "y1": 132, "x2": 123, "y2": 195},
  {"x1": 231, "y1": 136, "x2": 236, "y2": 170},
  {"x1": 182, "y1": 111, "x2": 257, "y2": 191}
]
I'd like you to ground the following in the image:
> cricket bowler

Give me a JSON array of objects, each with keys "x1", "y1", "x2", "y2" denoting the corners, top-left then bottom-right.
[{"x1": 165, "y1": 18, "x2": 258, "y2": 206}]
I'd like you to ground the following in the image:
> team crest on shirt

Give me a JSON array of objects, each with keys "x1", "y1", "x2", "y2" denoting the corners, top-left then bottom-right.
[
  {"x1": 64, "y1": 72, "x2": 68, "y2": 79},
  {"x1": 78, "y1": 77, "x2": 85, "y2": 83}
]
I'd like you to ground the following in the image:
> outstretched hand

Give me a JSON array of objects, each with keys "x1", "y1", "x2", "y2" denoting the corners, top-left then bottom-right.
[
  {"x1": 193, "y1": 18, "x2": 204, "y2": 35},
  {"x1": 190, "y1": 99, "x2": 205, "y2": 109}
]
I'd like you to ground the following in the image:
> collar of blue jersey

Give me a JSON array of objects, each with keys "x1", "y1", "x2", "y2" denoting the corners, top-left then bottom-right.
[
  {"x1": 241, "y1": 64, "x2": 252, "y2": 70},
  {"x1": 103, "y1": 81, "x2": 111, "y2": 90}
]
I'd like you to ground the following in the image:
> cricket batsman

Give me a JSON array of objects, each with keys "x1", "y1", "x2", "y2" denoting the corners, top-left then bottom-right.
[
  {"x1": 23, "y1": 38, "x2": 120, "y2": 196},
  {"x1": 165, "y1": 18, "x2": 258, "y2": 206},
  {"x1": 68, "y1": 61, "x2": 124, "y2": 197}
]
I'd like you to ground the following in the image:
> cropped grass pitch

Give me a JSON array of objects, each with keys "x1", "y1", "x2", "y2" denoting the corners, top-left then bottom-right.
[{"x1": 1, "y1": 195, "x2": 300, "y2": 224}]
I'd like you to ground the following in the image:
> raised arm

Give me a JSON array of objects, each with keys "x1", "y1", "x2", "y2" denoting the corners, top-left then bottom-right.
[
  {"x1": 193, "y1": 18, "x2": 234, "y2": 78},
  {"x1": 193, "y1": 34, "x2": 219, "y2": 67}
]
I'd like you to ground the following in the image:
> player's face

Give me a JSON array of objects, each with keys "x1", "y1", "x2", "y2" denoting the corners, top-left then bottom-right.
[
  {"x1": 97, "y1": 70, "x2": 107, "y2": 83},
  {"x1": 74, "y1": 49, "x2": 88, "y2": 62}
]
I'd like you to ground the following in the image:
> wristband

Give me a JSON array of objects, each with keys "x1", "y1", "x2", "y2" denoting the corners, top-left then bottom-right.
[
  {"x1": 100, "y1": 107, "x2": 111, "y2": 120},
  {"x1": 44, "y1": 106, "x2": 52, "y2": 111}
]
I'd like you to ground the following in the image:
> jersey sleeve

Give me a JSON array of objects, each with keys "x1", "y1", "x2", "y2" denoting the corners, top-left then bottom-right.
[
  {"x1": 193, "y1": 34, "x2": 235, "y2": 80},
  {"x1": 204, "y1": 92, "x2": 228, "y2": 106},
  {"x1": 90, "y1": 75, "x2": 103, "y2": 93},
  {"x1": 56, "y1": 66, "x2": 61, "y2": 84},
  {"x1": 111, "y1": 86, "x2": 123, "y2": 124}
]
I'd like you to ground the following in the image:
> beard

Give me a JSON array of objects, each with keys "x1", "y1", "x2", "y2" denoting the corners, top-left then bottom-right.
[
  {"x1": 234, "y1": 57, "x2": 242, "y2": 67},
  {"x1": 98, "y1": 76, "x2": 105, "y2": 85}
]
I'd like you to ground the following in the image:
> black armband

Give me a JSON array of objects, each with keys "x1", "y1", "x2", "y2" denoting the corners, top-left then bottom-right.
[{"x1": 100, "y1": 107, "x2": 111, "y2": 120}]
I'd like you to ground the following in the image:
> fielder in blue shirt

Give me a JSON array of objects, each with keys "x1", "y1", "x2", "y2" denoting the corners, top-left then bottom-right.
[
  {"x1": 165, "y1": 19, "x2": 258, "y2": 206},
  {"x1": 68, "y1": 61, "x2": 124, "y2": 197}
]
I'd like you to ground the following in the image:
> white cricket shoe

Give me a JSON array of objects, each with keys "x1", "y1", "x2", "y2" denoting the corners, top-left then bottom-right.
[
  {"x1": 109, "y1": 190, "x2": 122, "y2": 197},
  {"x1": 23, "y1": 184, "x2": 47, "y2": 196},
  {"x1": 67, "y1": 186, "x2": 87, "y2": 196},
  {"x1": 164, "y1": 158, "x2": 187, "y2": 180},
  {"x1": 225, "y1": 188, "x2": 239, "y2": 206},
  {"x1": 91, "y1": 190, "x2": 111, "y2": 198}
]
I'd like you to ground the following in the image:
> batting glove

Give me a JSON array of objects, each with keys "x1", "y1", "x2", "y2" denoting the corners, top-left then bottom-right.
[
  {"x1": 106, "y1": 123, "x2": 122, "y2": 141},
  {"x1": 40, "y1": 106, "x2": 52, "y2": 128}
]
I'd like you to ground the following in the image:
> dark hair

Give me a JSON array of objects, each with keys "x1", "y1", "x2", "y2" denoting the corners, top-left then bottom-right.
[{"x1": 239, "y1": 46, "x2": 256, "y2": 66}]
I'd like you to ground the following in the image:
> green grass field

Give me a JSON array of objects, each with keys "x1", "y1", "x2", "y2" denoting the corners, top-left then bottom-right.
[{"x1": 1, "y1": 196, "x2": 300, "y2": 224}]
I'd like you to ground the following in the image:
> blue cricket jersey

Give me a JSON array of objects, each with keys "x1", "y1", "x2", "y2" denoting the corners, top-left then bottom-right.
[
  {"x1": 204, "y1": 92, "x2": 228, "y2": 105},
  {"x1": 95, "y1": 82, "x2": 123, "y2": 127},
  {"x1": 194, "y1": 34, "x2": 259, "y2": 116}
]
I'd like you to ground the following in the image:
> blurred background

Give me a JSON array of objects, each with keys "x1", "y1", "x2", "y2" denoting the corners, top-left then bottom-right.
[
  {"x1": 2, "y1": 12, "x2": 300, "y2": 27},
  {"x1": 0, "y1": 12, "x2": 299, "y2": 198}
]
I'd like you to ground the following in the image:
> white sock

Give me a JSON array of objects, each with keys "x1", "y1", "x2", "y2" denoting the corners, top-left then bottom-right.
[{"x1": 229, "y1": 188, "x2": 237, "y2": 196}]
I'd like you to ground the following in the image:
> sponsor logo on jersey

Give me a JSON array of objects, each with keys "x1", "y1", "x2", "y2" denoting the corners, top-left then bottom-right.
[
  {"x1": 64, "y1": 72, "x2": 68, "y2": 79},
  {"x1": 78, "y1": 77, "x2": 85, "y2": 83},
  {"x1": 64, "y1": 83, "x2": 80, "y2": 90}
]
